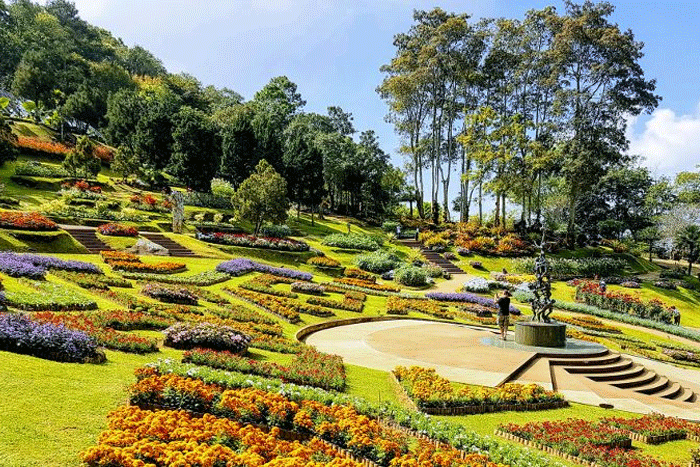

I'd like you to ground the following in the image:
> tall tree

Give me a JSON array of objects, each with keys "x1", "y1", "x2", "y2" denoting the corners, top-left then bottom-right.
[
  {"x1": 675, "y1": 225, "x2": 700, "y2": 275},
  {"x1": 551, "y1": 1, "x2": 659, "y2": 245},
  {"x1": 231, "y1": 159, "x2": 289, "y2": 235},
  {"x1": 168, "y1": 106, "x2": 221, "y2": 191}
]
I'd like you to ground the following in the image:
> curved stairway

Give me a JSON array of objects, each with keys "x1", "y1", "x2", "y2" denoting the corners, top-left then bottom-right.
[
  {"x1": 549, "y1": 349, "x2": 697, "y2": 403},
  {"x1": 139, "y1": 232, "x2": 198, "y2": 257},
  {"x1": 399, "y1": 239, "x2": 466, "y2": 275}
]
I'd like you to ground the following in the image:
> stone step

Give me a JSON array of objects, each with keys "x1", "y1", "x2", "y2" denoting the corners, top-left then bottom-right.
[
  {"x1": 63, "y1": 227, "x2": 112, "y2": 254},
  {"x1": 550, "y1": 352, "x2": 620, "y2": 367},
  {"x1": 566, "y1": 358, "x2": 633, "y2": 374},
  {"x1": 609, "y1": 370, "x2": 657, "y2": 389},
  {"x1": 584, "y1": 365, "x2": 645, "y2": 382},
  {"x1": 634, "y1": 375, "x2": 670, "y2": 395},
  {"x1": 679, "y1": 387, "x2": 697, "y2": 403},
  {"x1": 140, "y1": 233, "x2": 199, "y2": 257},
  {"x1": 657, "y1": 381, "x2": 684, "y2": 400}
]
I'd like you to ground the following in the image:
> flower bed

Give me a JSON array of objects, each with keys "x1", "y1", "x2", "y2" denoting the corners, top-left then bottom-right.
[
  {"x1": 334, "y1": 277, "x2": 400, "y2": 292},
  {"x1": 96, "y1": 222, "x2": 139, "y2": 237},
  {"x1": 100, "y1": 250, "x2": 139, "y2": 262},
  {"x1": 120, "y1": 270, "x2": 229, "y2": 286},
  {"x1": 30, "y1": 311, "x2": 158, "y2": 354},
  {"x1": 14, "y1": 135, "x2": 70, "y2": 158},
  {"x1": 81, "y1": 406, "x2": 360, "y2": 467},
  {"x1": 344, "y1": 267, "x2": 376, "y2": 282},
  {"x1": 307, "y1": 294, "x2": 364, "y2": 312},
  {"x1": 129, "y1": 373, "x2": 407, "y2": 465},
  {"x1": 108, "y1": 259, "x2": 186, "y2": 274},
  {"x1": 183, "y1": 347, "x2": 346, "y2": 391},
  {"x1": 5, "y1": 280, "x2": 98, "y2": 311},
  {"x1": 290, "y1": 281, "x2": 325, "y2": 295},
  {"x1": 0, "y1": 252, "x2": 101, "y2": 279},
  {"x1": 142, "y1": 283, "x2": 199, "y2": 305},
  {"x1": 601, "y1": 413, "x2": 696, "y2": 444},
  {"x1": 0, "y1": 313, "x2": 102, "y2": 363},
  {"x1": 386, "y1": 297, "x2": 453, "y2": 319},
  {"x1": 575, "y1": 281, "x2": 674, "y2": 323},
  {"x1": 51, "y1": 270, "x2": 131, "y2": 289},
  {"x1": 163, "y1": 322, "x2": 251, "y2": 353},
  {"x1": 140, "y1": 360, "x2": 572, "y2": 467},
  {"x1": 228, "y1": 287, "x2": 333, "y2": 321},
  {"x1": 394, "y1": 366, "x2": 565, "y2": 414},
  {"x1": 239, "y1": 274, "x2": 298, "y2": 298},
  {"x1": 426, "y1": 291, "x2": 521, "y2": 315},
  {"x1": 321, "y1": 233, "x2": 382, "y2": 251},
  {"x1": 93, "y1": 309, "x2": 174, "y2": 331},
  {"x1": 0, "y1": 211, "x2": 58, "y2": 231},
  {"x1": 551, "y1": 314, "x2": 622, "y2": 334},
  {"x1": 216, "y1": 258, "x2": 313, "y2": 281},
  {"x1": 196, "y1": 231, "x2": 310, "y2": 251},
  {"x1": 307, "y1": 255, "x2": 341, "y2": 268},
  {"x1": 127, "y1": 371, "x2": 519, "y2": 467},
  {"x1": 496, "y1": 419, "x2": 682, "y2": 467}
]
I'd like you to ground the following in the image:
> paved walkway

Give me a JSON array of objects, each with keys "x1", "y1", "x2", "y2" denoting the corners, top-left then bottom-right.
[{"x1": 306, "y1": 319, "x2": 700, "y2": 419}]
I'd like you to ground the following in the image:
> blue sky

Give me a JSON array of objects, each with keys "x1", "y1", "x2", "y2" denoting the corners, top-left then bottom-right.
[{"x1": 66, "y1": 0, "x2": 700, "y2": 180}]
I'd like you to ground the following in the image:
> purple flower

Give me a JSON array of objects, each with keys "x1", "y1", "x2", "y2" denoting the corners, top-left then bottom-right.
[
  {"x1": 426, "y1": 291, "x2": 520, "y2": 314},
  {"x1": 0, "y1": 252, "x2": 102, "y2": 278},
  {"x1": 216, "y1": 258, "x2": 312, "y2": 281},
  {"x1": 0, "y1": 313, "x2": 99, "y2": 362}
]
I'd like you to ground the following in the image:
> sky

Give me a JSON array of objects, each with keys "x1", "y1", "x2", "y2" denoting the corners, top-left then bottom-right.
[{"x1": 60, "y1": 0, "x2": 700, "y2": 186}]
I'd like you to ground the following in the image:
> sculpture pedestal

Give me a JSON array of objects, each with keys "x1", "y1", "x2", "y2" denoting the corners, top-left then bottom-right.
[{"x1": 515, "y1": 321, "x2": 566, "y2": 348}]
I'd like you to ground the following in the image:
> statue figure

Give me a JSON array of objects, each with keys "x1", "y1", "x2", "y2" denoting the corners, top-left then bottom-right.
[
  {"x1": 171, "y1": 190, "x2": 185, "y2": 234},
  {"x1": 530, "y1": 230, "x2": 556, "y2": 322}
]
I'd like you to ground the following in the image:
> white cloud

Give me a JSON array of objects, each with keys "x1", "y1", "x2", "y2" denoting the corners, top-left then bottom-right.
[{"x1": 627, "y1": 103, "x2": 700, "y2": 177}]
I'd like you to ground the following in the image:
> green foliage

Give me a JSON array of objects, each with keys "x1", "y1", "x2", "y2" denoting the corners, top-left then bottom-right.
[
  {"x1": 394, "y1": 265, "x2": 428, "y2": 286},
  {"x1": 210, "y1": 177, "x2": 236, "y2": 199},
  {"x1": 168, "y1": 106, "x2": 221, "y2": 191},
  {"x1": 260, "y1": 224, "x2": 291, "y2": 238},
  {"x1": 110, "y1": 145, "x2": 139, "y2": 181},
  {"x1": 354, "y1": 250, "x2": 402, "y2": 273},
  {"x1": 62, "y1": 135, "x2": 99, "y2": 178},
  {"x1": 675, "y1": 225, "x2": 700, "y2": 275},
  {"x1": 512, "y1": 256, "x2": 627, "y2": 279},
  {"x1": 231, "y1": 159, "x2": 289, "y2": 235},
  {"x1": 322, "y1": 233, "x2": 382, "y2": 251}
]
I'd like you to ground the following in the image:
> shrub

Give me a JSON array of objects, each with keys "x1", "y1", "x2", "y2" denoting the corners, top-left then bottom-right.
[
  {"x1": 321, "y1": 233, "x2": 382, "y2": 251},
  {"x1": 354, "y1": 250, "x2": 402, "y2": 273},
  {"x1": 163, "y1": 322, "x2": 251, "y2": 353},
  {"x1": 0, "y1": 313, "x2": 102, "y2": 363},
  {"x1": 381, "y1": 220, "x2": 399, "y2": 233},
  {"x1": 462, "y1": 276, "x2": 490, "y2": 293},
  {"x1": 394, "y1": 266, "x2": 428, "y2": 287},
  {"x1": 260, "y1": 224, "x2": 291, "y2": 238},
  {"x1": 97, "y1": 223, "x2": 139, "y2": 237},
  {"x1": 512, "y1": 257, "x2": 626, "y2": 279},
  {"x1": 14, "y1": 161, "x2": 69, "y2": 178},
  {"x1": 422, "y1": 264, "x2": 444, "y2": 278}
]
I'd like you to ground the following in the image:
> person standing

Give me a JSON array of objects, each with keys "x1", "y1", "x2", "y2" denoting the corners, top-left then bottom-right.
[{"x1": 495, "y1": 290, "x2": 512, "y2": 340}]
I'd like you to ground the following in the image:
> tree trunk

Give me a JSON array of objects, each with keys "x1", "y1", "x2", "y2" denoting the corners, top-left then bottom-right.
[{"x1": 502, "y1": 192, "x2": 506, "y2": 229}]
